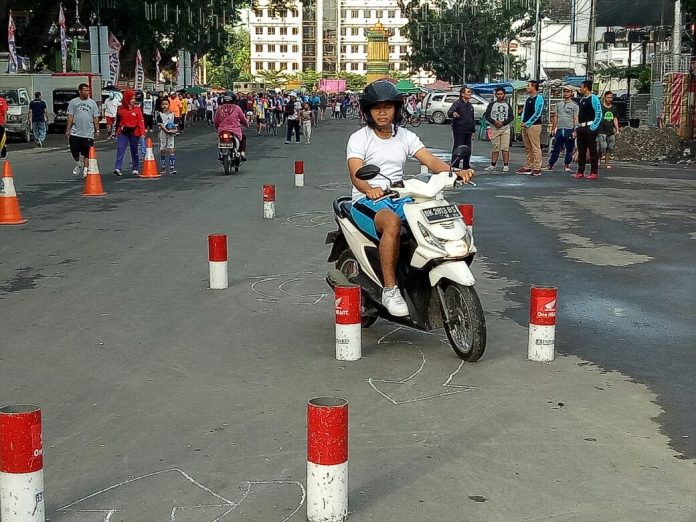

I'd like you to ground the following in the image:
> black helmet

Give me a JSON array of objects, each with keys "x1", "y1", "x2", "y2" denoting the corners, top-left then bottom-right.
[{"x1": 360, "y1": 80, "x2": 404, "y2": 130}]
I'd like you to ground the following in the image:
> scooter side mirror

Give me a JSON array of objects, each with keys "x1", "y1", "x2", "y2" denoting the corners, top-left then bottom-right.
[
  {"x1": 451, "y1": 145, "x2": 471, "y2": 166},
  {"x1": 355, "y1": 164, "x2": 381, "y2": 181}
]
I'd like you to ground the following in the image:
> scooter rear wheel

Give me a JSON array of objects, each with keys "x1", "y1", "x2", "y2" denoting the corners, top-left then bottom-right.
[
  {"x1": 336, "y1": 250, "x2": 378, "y2": 328},
  {"x1": 222, "y1": 154, "x2": 231, "y2": 175},
  {"x1": 440, "y1": 281, "x2": 486, "y2": 361}
]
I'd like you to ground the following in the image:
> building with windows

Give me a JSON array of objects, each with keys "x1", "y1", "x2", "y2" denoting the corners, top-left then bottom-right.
[{"x1": 249, "y1": 0, "x2": 412, "y2": 77}]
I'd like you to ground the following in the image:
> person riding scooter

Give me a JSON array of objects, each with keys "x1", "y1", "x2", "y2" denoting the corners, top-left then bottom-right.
[
  {"x1": 213, "y1": 93, "x2": 249, "y2": 160},
  {"x1": 346, "y1": 80, "x2": 475, "y2": 317}
]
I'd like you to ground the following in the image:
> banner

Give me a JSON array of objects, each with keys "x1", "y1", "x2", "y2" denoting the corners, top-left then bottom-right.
[
  {"x1": 155, "y1": 48, "x2": 161, "y2": 90},
  {"x1": 108, "y1": 32, "x2": 121, "y2": 86},
  {"x1": 58, "y1": 4, "x2": 67, "y2": 72},
  {"x1": 134, "y1": 49, "x2": 145, "y2": 90},
  {"x1": 89, "y1": 25, "x2": 110, "y2": 77},
  {"x1": 7, "y1": 11, "x2": 17, "y2": 74},
  {"x1": 192, "y1": 53, "x2": 199, "y2": 86}
]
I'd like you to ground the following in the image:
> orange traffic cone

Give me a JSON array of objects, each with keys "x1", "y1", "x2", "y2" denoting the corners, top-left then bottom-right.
[
  {"x1": 0, "y1": 161, "x2": 27, "y2": 225},
  {"x1": 139, "y1": 138, "x2": 160, "y2": 179},
  {"x1": 82, "y1": 146, "x2": 107, "y2": 197}
]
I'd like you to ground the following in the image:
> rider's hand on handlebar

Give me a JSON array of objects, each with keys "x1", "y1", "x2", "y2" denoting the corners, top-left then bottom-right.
[
  {"x1": 365, "y1": 187, "x2": 385, "y2": 200},
  {"x1": 454, "y1": 168, "x2": 475, "y2": 183}
]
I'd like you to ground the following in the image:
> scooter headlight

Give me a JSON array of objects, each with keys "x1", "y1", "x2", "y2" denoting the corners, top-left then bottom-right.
[{"x1": 418, "y1": 222, "x2": 446, "y2": 251}]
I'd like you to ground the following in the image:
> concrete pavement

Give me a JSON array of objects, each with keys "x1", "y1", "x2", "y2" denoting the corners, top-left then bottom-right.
[{"x1": 0, "y1": 119, "x2": 694, "y2": 521}]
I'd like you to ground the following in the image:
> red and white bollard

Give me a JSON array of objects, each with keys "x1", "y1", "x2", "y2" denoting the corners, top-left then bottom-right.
[
  {"x1": 458, "y1": 204, "x2": 474, "y2": 234},
  {"x1": 307, "y1": 397, "x2": 349, "y2": 522},
  {"x1": 528, "y1": 286, "x2": 557, "y2": 362},
  {"x1": 335, "y1": 285, "x2": 361, "y2": 361},
  {"x1": 208, "y1": 234, "x2": 228, "y2": 290},
  {"x1": 0, "y1": 405, "x2": 44, "y2": 521},
  {"x1": 263, "y1": 184, "x2": 276, "y2": 219},
  {"x1": 294, "y1": 161, "x2": 304, "y2": 187}
]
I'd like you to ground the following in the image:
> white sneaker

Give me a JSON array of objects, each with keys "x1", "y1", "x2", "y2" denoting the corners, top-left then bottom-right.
[
  {"x1": 484, "y1": 165, "x2": 496, "y2": 172},
  {"x1": 502, "y1": 165, "x2": 510, "y2": 172},
  {"x1": 132, "y1": 169, "x2": 139, "y2": 176},
  {"x1": 72, "y1": 164, "x2": 82, "y2": 176},
  {"x1": 382, "y1": 286, "x2": 409, "y2": 317},
  {"x1": 82, "y1": 168, "x2": 87, "y2": 179}
]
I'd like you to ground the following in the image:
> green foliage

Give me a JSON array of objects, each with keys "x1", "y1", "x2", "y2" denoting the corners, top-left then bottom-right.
[
  {"x1": 256, "y1": 69, "x2": 288, "y2": 88},
  {"x1": 207, "y1": 28, "x2": 252, "y2": 88},
  {"x1": 7, "y1": 0, "x2": 250, "y2": 76},
  {"x1": 397, "y1": 0, "x2": 539, "y2": 83},
  {"x1": 336, "y1": 72, "x2": 367, "y2": 91}
]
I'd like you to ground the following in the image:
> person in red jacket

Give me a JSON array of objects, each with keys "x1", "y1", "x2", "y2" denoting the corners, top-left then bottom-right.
[{"x1": 113, "y1": 90, "x2": 145, "y2": 176}]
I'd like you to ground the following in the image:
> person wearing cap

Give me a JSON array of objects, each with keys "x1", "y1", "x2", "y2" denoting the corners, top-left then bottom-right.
[
  {"x1": 546, "y1": 85, "x2": 579, "y2": 172},
  {"x1": 346, "y1": 80, "x2": 474, "y2": 317},
  {"x1": 284, "y1": 92, "x2": 301, "y2": 144},
  {"x1": 573, "y1": 80, "x2": 602, "y2": 180}
]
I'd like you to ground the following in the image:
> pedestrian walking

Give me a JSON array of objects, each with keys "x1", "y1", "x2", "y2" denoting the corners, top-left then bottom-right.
[
  {"x1": 447, "y1": 86, "x2": 475, "y2": 169},
  {"x1": 28, "y1": 91, "x2": 48, "y2": 147},
  {"x1": 483, "y1": 87, "x2": 514, "y2": 172},
  {"x1": 319, "y1": 91, "x2": 328, "y2": 120},
  {"x1": 301, "y1": 102, "x2": 313, "y2": 144},
  {"x1": 598, "y1": 91, "x2": 620, "y2": 170},
  {"x1": 546, "y1": 85, "x2": 579, "y2": 172},
  {"x1": 516, "y1": 81, "x2": 545, "y2": 176},
  {"x1": 205, "y1": 94, "x2": 216, "y2": 126},
  {"x1": 104, "y1": 91, "x2": 119, "y2": 139},
  {"x1": 113, "y1": 90, "x2": 146, "y2": 176},
  {"x1": 142, "y1": 91, "x2": 154, "y2": 133},
  {"x1": 168, "y1": 93, "x2": 182, "y2": 130},
  {"x1": 156, "y1": 97, "x2": 177, "y2": 175},
  {"x1": 284, "y1": 92, "x2": 301, "y2": 144},
  {"x1": 573, "y1": 80, "x2": 602, "y2": 180},
  {"x1": 65, "y1": 83, "x2": 100, "y2": 178}
]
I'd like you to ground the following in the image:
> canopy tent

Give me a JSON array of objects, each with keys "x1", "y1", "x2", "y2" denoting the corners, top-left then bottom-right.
[
  {"x1": 422, "y1": 79, "x2": 452, "y2": 91},
  {"x1": 395, "y1": 79, "x2": 420, "y2": 94},
  {"x1": 183, "y1": 85, "x2": 207, "y2": 94}
]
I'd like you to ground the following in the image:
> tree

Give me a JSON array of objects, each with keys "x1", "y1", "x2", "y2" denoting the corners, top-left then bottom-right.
[
  {"x1": 2, "y1": 0, "x2": 250, "y2": 76},
  {"x1": 207, "y1": 28, "x2": 252, "y2": 88},
  {"x1": 256, "y1": 68, "x2": 288, "y2": 88},
  {"x1": 337, "y1": 72, "x2": 367, "y2": 91},
  {"x1": 397, "y1": 0, "x2": 538, "y2": 83}
]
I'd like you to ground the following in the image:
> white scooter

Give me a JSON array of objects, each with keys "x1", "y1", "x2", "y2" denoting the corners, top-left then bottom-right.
[{"x1": 325, "y1": 146, "x2": 487, "y2": 361}]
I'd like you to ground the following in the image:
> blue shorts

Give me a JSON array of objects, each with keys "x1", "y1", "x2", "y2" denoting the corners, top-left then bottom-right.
[{"x1": 350, "y1": 197, "x2": 413, "y2": 241}]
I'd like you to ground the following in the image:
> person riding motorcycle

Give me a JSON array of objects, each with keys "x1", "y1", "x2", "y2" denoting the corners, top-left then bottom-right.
[
  {"x1": 213, "y1": 93, "x2": 249, "y2": 160},
  {"x1": 346, "y1": 80, "x2": 474, "y2": 317}
]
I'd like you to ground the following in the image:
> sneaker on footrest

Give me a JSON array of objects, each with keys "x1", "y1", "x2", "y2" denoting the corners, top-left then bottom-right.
[{"x1": 382, "y1": 286, "x2": 409, "y2": 317}]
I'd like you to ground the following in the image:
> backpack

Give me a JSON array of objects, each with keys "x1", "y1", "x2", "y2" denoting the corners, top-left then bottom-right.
[{"x1": 284, "y1": 101, "x2": 295, "y2": 116}]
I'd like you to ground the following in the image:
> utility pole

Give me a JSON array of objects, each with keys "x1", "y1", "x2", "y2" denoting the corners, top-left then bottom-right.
[
  {"x1": 673, "y1": 0, "x2": 682, "y2": 61},
  {"x1": 586, "y1": 0, "x2": 597, "y2": 79},
  {"x1": 533, "y1": 0, "x2": 541, "y2": 80}
]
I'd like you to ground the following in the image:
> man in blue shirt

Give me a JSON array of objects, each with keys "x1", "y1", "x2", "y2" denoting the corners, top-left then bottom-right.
[
  {"x1": 573, "y1": 80, "x2": 602, "y2": 180},
  {"x1": 28, "y1": 91, "x2": 48, "y2": 147},
  {"x1": 516, "y1": 81, "x2": 545, "y2": 176}
]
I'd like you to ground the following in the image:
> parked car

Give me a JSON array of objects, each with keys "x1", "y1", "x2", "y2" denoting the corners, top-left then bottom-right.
[{"x1": 423, "y1": 91, "x2": 489, "y2": 125}]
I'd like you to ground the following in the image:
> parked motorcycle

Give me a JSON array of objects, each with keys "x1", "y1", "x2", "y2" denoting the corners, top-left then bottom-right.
[
  {"x1": 325, "y1": 146, "x2": 486, "y2": 361},
  {"x1": 218, "y1": 131, "x2": 242, "y2": 175}
]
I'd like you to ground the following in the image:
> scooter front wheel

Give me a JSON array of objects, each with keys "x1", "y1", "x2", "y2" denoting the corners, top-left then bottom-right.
[
  {"x1": 439, "y1": 281, "x2": 487, "y2": 361},
  {"x1": 336, "y1": 250, "x2": 378, "y2": 328}
]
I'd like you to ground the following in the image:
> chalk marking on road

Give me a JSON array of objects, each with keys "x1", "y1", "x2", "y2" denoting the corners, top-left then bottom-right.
[
  {"x1": 286, "y1": 210, "x2": 333, "y2": 228},
  {"x1": 318, "y1": 182, "x2": 352, "y2": 191},
  {"x1": 250, "y1": 271, "x2": 327, "y2": 305},
  {"x1": 58, "y1": 468, "x2": 305, "y2": 521},
  {"x1": 367, "y1": 327, "x2": 476, "y2": 405}
]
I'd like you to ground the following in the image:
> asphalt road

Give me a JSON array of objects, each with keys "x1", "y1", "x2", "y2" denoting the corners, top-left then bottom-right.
[{"x1": 1, "y1": 118, "x2": 695, "y2": 521}]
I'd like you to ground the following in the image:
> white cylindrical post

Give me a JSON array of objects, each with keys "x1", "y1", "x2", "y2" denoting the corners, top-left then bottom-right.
[
  {"x1": 458, "y1": 203, "x2": 474, "y2": 235},
  {"x1": 0, "y1": 405, "x2": 45, "y2": 522},
  {"x1": 528, "y1": 286, "x2": 557, "y2": 362},
  {"x1": 208, "y1": 234, "x2": 228, "y2": 290},
  {"x1": 307, "y1": 397, "x2": 348, "y2": 522},
  {"x1": 263, "y1": 184, "x2": 276, "y2": 219},
  {"x1": 294, "y1": 161, "x2": 305, "y2": 187},
  {"x1": 335, "y1": 285, "x2": 361, "y2": 361}
]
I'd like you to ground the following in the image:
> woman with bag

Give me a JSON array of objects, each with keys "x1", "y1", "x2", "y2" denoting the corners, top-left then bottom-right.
[{"x1": 113, "y1": 90, "x2": 146, "y2": 176}]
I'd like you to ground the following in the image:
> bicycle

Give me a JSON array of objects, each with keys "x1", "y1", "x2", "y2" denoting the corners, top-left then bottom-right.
[
  {"x1": 400, "y1": 109, "x2": 422, "y2": 128},
  {"x1": 265, "y1": 111, "x2": 278, "y2": 136}
]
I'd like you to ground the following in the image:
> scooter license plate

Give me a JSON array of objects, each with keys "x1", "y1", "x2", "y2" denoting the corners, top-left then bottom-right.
[
  {"x1": 422, "y1": 205, "x2": 461, "y2": 223},
  {"x1": 218, "y1": 142, "x2": 234, "y2": 149}
]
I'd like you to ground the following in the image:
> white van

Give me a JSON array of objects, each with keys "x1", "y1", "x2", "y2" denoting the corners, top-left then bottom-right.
[{"x1": 423, "y1": 91, "x2": 489, "y2": 125}]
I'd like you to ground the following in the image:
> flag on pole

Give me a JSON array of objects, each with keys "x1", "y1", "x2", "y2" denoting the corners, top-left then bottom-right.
[
  {"x1": 108, "y1": 32, "x2": 121, "y2": 86},
  {"x1": 58, "y1": 4, "x2": 68, "y2": 72},
  {"x1": 192, "y1": 53, "x2": 199, "y2": 85},
  {"x1": 155, "y1": 48, "x2": 161, "y2": 89},
  {"x1": 134, "y1": 49, "x2": 145, "y2": 90},
  {"x1": 7, "y1": 11, "x2": 17, "y2": 74}
]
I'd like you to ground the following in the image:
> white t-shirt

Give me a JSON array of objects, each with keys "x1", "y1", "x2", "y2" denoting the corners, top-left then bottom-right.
[
  {"x1": 104, "y1": 97, "x2": 119, "y2": 118},
  {"x1": 206, "y1": 98, "x2": 215, "y2": 111},
  {"x1": 142, "y1": 98, "x2": 153, "y2": 115},
  {"x1": 346, "y1": 126, "x2": 425, "y2": 203}
]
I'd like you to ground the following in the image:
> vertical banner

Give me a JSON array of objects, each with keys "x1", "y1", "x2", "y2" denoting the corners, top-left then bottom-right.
[
  {"x1": 192, "y1": 53, "x2": 199, "y2": 85},
  {"x1": 7, "y1": 11, "x2": 17, "y2": 74},
  {"x1": 155, "y1": 48, "x2": 161, "y2": 90},
  {"x1": 89, "y1": 25, "x2": 110, "y2": 78},
  {"x1": 59, "y1": 4, "x2": 68, "y2": 73},
  {"x1": 134, "y1": 49, "x2": 145, "y2": 90},
  {"x1": 108, "y1": 32, "x2": 121, "y2": 86},
  {"x1": 176, "y1": 50, "x2": 191, "y2": 90}
]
